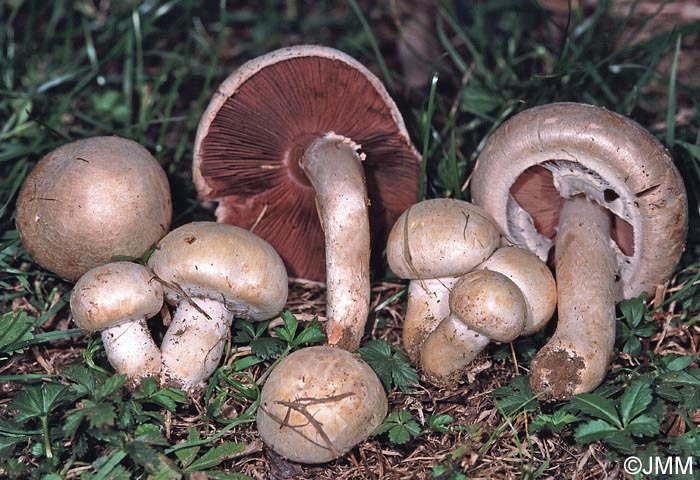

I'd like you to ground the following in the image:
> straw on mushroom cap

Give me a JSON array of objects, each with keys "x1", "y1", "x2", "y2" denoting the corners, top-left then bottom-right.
[
  {"x1": 148, "y1": 221, "x2": 288, "y2": 390},
  {"x1": 472, "y1": 102, "x2": 688, "y2": 399},
  {"x1": 193, "y1": 45, "x2": 421, "y2": 351},
  {"x1": 16, "y1": 136, "x2": 171, "y2": 281}
]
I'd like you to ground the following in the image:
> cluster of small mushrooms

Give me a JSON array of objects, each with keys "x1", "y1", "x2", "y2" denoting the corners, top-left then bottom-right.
[{"x1": 14, "y1": 44, "x2": 688, "y2": 464}]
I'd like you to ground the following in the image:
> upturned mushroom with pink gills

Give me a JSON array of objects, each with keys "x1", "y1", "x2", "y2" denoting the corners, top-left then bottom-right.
[
  {"x1": 193, "y1": 45, "x2": 421, "y2": 351},
  {"x1": 70, "y1": 262, "x2": 163, "y2": 384},
  {"x1": 386, "y1": 199, "x2": 501, "y2": 365},
  {"x1": 16, "y1": 136, "x2": 171, "y2": 281},
  {"x1": 471, "y1": 102, "x2": 688, "y2": 399},
  {"x1": 257, "y1": 346, "x2": 387, "y2": 464},
  {"x1": 148, "y1": 222, "x2": 288, "y2": 390}
]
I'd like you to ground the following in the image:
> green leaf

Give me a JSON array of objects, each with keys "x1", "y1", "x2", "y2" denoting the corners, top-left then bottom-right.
[
  {"x1": 359, "y1": 340, "x2": 418, "y2": 392},
  {"x1": 82, "y1": 400, "x2": 117, "y2": 429},
  {"x1": 0, "y1": 311, "x2": 35, "y2": 355},
  {"x1": 10, "y1": 383, "x2": 69, "y2": 422},
  {"x1": 276, "y1": 311, "x2": 298, "y2": 343},
  {"x1": 571, "y1": 394, "x2": 622, "y2": 429},
  {"x1": 625, "y1": 414, "x2": 660, "y2": 438},
  {"x1": 185, "y1": 441, "x2": 246, "y2": 471},
  {"x1": 619, "y1": 380, "x2": 652, "y2": 425},
  {"x1": 574, "y1": 419, "x2": 620, "y2": 444},
  {"x1": 661, "y1": 355, "x2": 695, "y2": 372},
  {"x1": 373, "y1": 410, "x2": 421, "y2": 445},
  {"x1": 491, "y1": 375, "x2": 538, "y2": 416},
  {"x1": 175, "y1": 427, "x2": 201, "y2": 468},
  {"x1": 530, "y1": 411, "x2": 580, "y2": 433},
  {"x1": 603, "y1": 431, "x2": 637, "y2": 454},
  {"x1": 250, "y1": 336, "x2": 285, "y2": 359},
  {"x1": 619, "y1": 297, "x2": 645, "y2": 327},
  {"x1": 291, "y1": 318, "x2": 325, "y2": 347},
  {"x1": 426, "y1": 414, "x2": 454, "y2": 433}
]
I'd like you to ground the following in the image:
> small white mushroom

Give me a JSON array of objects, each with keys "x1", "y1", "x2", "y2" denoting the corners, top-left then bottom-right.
[
  {"x1": 257, "y1": 346, "x2": 387, "y2": 464},
  {"x1": 70, "y1": 262, "x2": 163, "y2": 384},
  {"x1": 148, "y1": 222, "x2": 288, "y2": 390},
  {"x1": 420, "y1": 270, "x2": 528, "y2": 383}
]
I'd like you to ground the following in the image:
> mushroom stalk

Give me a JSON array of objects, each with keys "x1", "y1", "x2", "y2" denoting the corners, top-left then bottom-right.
[
  {"x1": 530, "y1": 196, "x2": 616, "y2": 399},
  {"x1": 100, "y1": 320, "x2": 161, "y2": 379},
  {"x1": 420, "y1": 315, "x2": 490, "y2": 382},
  {"x1": 161, "y1": 297, "x2": 234, "y2": 389},
  {"x1": 300, "y1": 133, "x2": 370, "y2": 351}
]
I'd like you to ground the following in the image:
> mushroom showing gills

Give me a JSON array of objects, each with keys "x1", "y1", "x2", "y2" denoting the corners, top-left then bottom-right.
[
  {"x1": 148, "y1": 222, "x2": 287, "y2": 390},
  {"x1": 472, "y1": 102, "x2": 688, "y2": 399},
  {"x1": 193, "y1": 45, "x2": 421, "y2": 351},
  {"x1": 257, "y1": 346, "x2": 387, "y2": 464},
  {"x1": 70, "y1": 262, "x2": 163, "y2": 384},
  {"x1": 16, "y1": 136, "x2": 171, "y2": 281},
  {"x1": 386, "y1": 199, "x2": 500, "y2": 364}
]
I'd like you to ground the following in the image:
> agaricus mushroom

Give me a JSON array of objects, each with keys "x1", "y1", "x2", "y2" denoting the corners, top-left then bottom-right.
[
  {"x1": 257, "y1": 346, "x2": 387, "y2": 464},
  {"x1": 148, "y1": 221, "x2": 287, "y2": 390},
  {"x1": 386, "y1": 198, "x2": 501, "y2": 363},
  {"x1": 16, "y1": 136, "x2": 171, "y2": 281},
  {"x1": 420, "y1": 246, "x2": 558, "y2": 382},
  {"x1": 193, "y1": 45, "x2": 421, "y2": 351},
  {"x1": 420, "y1": 269, "x2": 528, "y2": 382},
  {"x1": 70, "y1": 262, "x2": 163, "y2": 384},
  {"x1": 471, "y1": 102, "x2": 688, "y2": 399}
]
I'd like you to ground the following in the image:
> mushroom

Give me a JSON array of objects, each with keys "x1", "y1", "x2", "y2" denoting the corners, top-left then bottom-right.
[
  {"x1": 70, "y1": 262, "x2": 163, "y2": 384},
  {"x1": 193, "y1": 45, "x2": 421, "y2": 351},
  {"x1": 16, "y1": 136, "x2": 171, "y2": 281},
  {"x1": 471, "y1": 102, "x2": 688, "y2": 399},
  {"x1": 147, "y1": 221, "x2": 288, "y2": 390},
  {"x1": 385, "y1": 198, "x2": 501, "y2": 363},
  {"x1": 257, "y1": 346, "x2": 387, "y2": 464},
  {"x1": 420, "y1": 269, "x2": 528, "y2": 382}
]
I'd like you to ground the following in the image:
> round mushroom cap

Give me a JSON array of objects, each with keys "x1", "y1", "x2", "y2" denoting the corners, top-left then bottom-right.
[
  {"x1": 386, "y1": 199, "x2": 501, "y2": 279},
  {"x1": 71, "y1": 262, "x2": 164, "y2": 332},
  {"x1": 478, "y1": 247, "x2": 557, "y2": 335},
  {"x1": 15, "y1": 136, "x2": 172, "y2": 281},
  {"x1": 450, "y1": 270, "x2": 527, "y2": 342},
  {"x1": 257, "y1": 346, "x2": 387, "y2": 464},
  {"x1": 147, "y1": 222, "x2": 288, "y2": 320},
  {"x1": 471, "y1": 103, "x2": 688, "y2": 301},
  {"x1": 193, "y1": 45, "x2": 421, "y2": 281}
]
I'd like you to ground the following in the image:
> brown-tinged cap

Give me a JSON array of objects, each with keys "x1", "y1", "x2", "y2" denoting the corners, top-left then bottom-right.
[
  {"x1": 472, "y1": 102, "x2": 688, "y2": 301},
  {"x1": 193, "y1": 45, "x2": 421, "y2": 281},
  {"x1": 386, "y1": 198, "x2": 501, "y2": 279},
  {"x1": 147, "y1": 222, "x2": 288, "y2": 321},
  {"x1": 71, "y1": 262, "x2": 163, "y2": 332},
  {"x1": 16, "y1": 136, "x2": 172, "y2": 281}
]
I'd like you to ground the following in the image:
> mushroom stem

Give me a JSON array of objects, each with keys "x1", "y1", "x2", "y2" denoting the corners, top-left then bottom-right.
[
  {"x1": 100, "y1": 320, "x2": 161, "y2": 380},
  {"x1": 420, "y1": 314, "x2": 490, "y2": 383},
  {"x1": 160, "y1": 297, "x2": 234, "y2": 389},
  {"x1": 300, "y1": 133, "x2": 370, "y2": 351},
  {"x1": 403, "y1": 277, "x2": 459, "y2": 363},
  {"x1": 530, "y1": 196, "x2": 616, "y2": 399}
]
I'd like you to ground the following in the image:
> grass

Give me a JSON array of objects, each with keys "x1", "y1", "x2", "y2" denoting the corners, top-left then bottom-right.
[{"x1": 1, "y1": 0, "x2": 699, "y2": 478}]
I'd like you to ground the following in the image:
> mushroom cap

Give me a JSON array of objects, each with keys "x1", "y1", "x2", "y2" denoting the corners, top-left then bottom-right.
[
  {"x1": 193, "y1": 45, "x2": 421, "y2": 281},
  {"x1": 471, "y1": 103, "x2": 688, "y2": 301},
  {"x1": 477, "y1": 246, "x2": 557, "y2": 335},
  {"x1": 256, "y1": 346, "x2": 387, "y2": 464},
  {"x1": 386, "y1": 199, "x2": 501, "y2": 279},
  {"x1": 147, "y1": 222, "x2": 288, "y2": 321},
  {"x1": 450, "y1": 270, "x2": 527, "y2": 342},
  {"x1": 15, "y1": 136, "x2": 172, "y2": 281},
  {"x1": 71, "y1": 262, "x2": 164, "y2": 332}
]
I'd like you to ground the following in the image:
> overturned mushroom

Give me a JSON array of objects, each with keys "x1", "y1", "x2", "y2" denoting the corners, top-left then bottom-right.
[
  {"x1": 148, "y1": 222, "x2": 288, "y2": 390},
  {"x1": 70, "y1": 262, "x2": 163, "y2": 384},
  {"x1": 472, "y1": 102, "x2": 688, "y2": 399},
  {"x1": 257, "y1": 346, "x2": 387, "y2": 464},
  {"x1": 386, "y1": 198, "x2": 500, "y2": 363},
  {"x1": 193, "y1": 45, "x2": 421, "y2": 350},
  {"x1": 16, "y1": 136, "x2": 171, "y2": 281}
]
